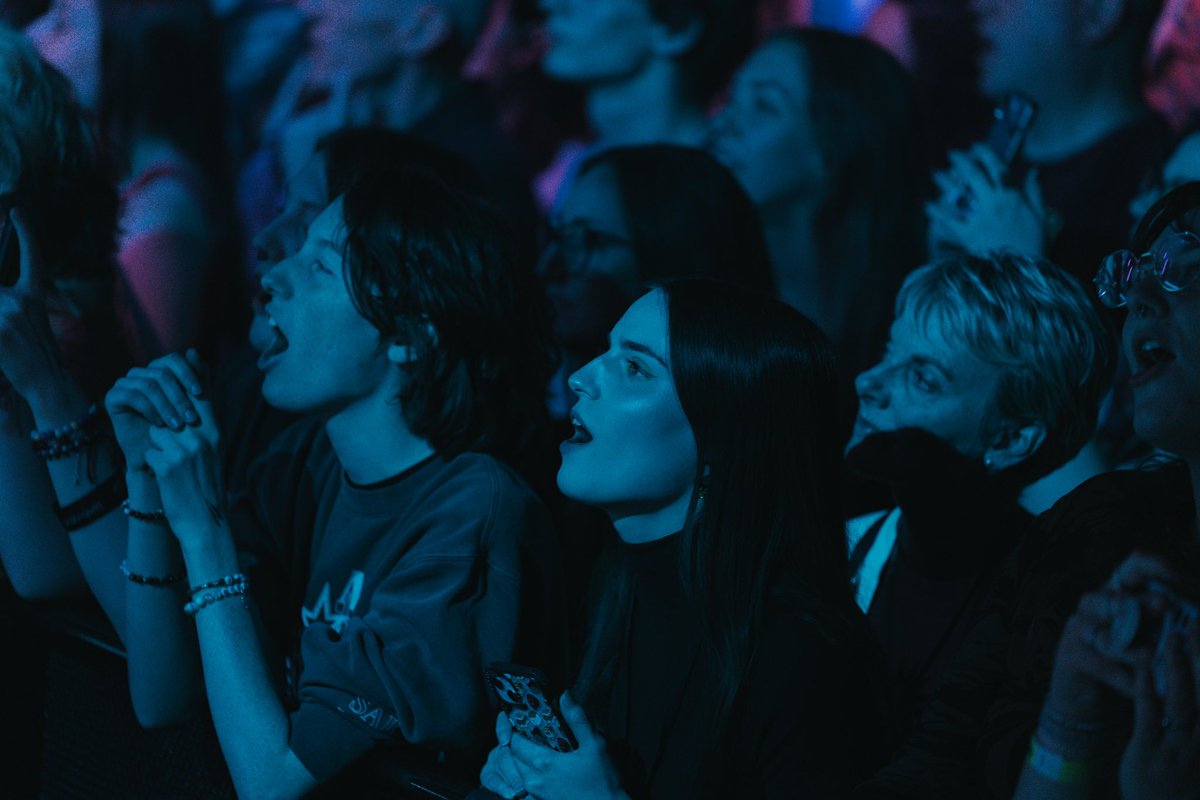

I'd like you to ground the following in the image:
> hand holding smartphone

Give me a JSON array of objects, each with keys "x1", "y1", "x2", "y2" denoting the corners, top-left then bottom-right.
[{"x1": 486, "y1": 662, "x2": 578, "y2": 753}]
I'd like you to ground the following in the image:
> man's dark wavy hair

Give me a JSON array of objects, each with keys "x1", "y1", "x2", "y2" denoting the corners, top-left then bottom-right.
[{"x1": 338, "y1": 169, "x2": 555, "y2": 464}]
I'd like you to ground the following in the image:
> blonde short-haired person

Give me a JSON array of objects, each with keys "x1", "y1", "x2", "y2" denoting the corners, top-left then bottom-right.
[{"x1": 845, "y1": 252, "x2": 1114, "y2": 737}]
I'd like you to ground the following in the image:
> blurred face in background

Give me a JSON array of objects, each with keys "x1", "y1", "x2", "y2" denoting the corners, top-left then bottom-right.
[
  {"x1": 708, "y1": 38, "x2": 825, "y2": 212},
  {"x1": 297, "y1": 0, "x2": 413, "y2": 87},
  {"x1": 542, "y1": 162, "x2": 639, "y2": 350},
  {"x1": 539, "y1": 0, "x2": 661, "y2": 87},
  {"x1": 25, "y1": 0, "x2": 102, "y2": 111},
  {"x1": 972, "y1": 0, "x2": 1076, "y2": 100}
]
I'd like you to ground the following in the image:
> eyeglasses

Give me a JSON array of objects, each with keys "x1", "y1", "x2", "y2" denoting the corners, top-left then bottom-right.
[
  {"x1": 1094, "y1": 232, "x2": 1200, "y2": 308},
  {"x1": 538, "y1": 219, "x2": 634, "y2": 280}
]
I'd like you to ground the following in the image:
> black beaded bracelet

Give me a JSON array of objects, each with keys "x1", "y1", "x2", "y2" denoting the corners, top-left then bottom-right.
[
  {"x1": 120, "y1": 559, "x2": 185, "y2": 587},
  {"x1": 121, "y1": 499, "x2": 169, "y2": 526},
  {"x1": 53, "y1": 475, "x2": 125, "y2": 532}
]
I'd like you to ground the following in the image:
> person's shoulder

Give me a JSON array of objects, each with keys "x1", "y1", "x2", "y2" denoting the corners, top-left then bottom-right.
[
  {"x1": 1039, "y1": 460, "x2": 1187, "y2": 530},
  {"x1": 415, "y1": 452, "x2": 548, "y2": 533}
]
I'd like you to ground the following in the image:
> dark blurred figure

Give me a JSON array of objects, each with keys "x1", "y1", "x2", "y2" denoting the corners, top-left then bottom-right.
[
  {"x1": 1145, "y1": 0, "x2": 1200, "y2": 133},
  {"x1": 534, "y1": 0, "x2": 757, "y2": 210},
  {"x1": 242, "y1": 0, "x2": 537, "y2": 265},
  {"x1": 926, "y1": 0, "x2": 1173, "y2": 285},
  {"x1": 26, "y1": 0, "x2": 240, "y2": 364},
  {"x1": 865, "y1": 0, "x2": 993, "y2": 165}
]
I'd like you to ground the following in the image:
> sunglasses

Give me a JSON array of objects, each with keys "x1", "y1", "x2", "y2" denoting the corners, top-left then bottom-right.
[{"x1": 1095, "y1": 232, "x2": 1200, "y2": 309}]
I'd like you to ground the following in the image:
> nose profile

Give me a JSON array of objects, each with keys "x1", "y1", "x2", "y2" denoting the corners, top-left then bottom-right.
[
  {"x1": 567, "y1": 357, "x2": 600, "y2": 398},
  {"x1": 855, "y1": 363, "x2": 889, "y2": 409}
]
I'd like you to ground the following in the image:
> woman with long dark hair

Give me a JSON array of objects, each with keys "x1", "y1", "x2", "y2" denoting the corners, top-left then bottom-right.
[
  {"x1": 480, "y1": 279, "x2": 889, "y2": 799},
  {"x1": 709, "y1": 28, "x2": 928, "y2": 404}
]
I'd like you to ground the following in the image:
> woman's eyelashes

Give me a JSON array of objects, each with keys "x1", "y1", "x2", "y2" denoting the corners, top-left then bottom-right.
[{"x1": 624, "y1": 357, "x2": 651, "y2": 378}]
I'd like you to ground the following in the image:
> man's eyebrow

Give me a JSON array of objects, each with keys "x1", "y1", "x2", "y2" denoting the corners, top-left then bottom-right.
[
  {"x1": 618, "y1": 338, "x2": 668, "y2": 368},
  {"x1": 315, "y1": 237, "x2": 340, "y2": 254}
]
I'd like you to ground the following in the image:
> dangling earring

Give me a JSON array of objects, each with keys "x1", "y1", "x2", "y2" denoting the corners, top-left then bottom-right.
[{"x1": 984, "y1": 455, "x2": 994, "y2": 470}]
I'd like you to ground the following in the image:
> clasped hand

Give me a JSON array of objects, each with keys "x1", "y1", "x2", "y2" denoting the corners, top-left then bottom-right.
[
  {"x1": 1045, "y1": 552, "x2": 1200, "y2": 799},
  {"x1": 105, "y1": 350, "x2": 226, "y2": 546}
]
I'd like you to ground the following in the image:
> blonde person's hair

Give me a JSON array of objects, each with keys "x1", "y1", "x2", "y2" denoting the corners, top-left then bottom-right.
[
  {"x1": 0, "y1": 24, "x2": 117, "y2": 281},
  {"x1": 895, "y1": 253, "x2": 1116, "y2": 482}
]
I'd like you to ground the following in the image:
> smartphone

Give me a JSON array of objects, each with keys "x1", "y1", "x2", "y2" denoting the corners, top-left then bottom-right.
[
  {"x1": 485, "y1": 662, "x2": 578, "y2": 753},
  {"x1": 984, "y1": 93, "x2": 1038, "y2": 167},
  {"x1": 0, "y1": 195, "x2": 19, "y2": 287}
]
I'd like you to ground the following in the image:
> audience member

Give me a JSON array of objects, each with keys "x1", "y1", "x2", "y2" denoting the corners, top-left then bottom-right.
[
  {"x1": 535, "y1": 0, "x2": 756, "y2": 209},
  {"x1": 1145, "y1": 0, "x2": 1200, "y2": 133},
  {"x1": 27, "y1": 0, "x2": 238, "y2": 363},
  {"x1": 0, "y1": 23, "x2": 128, "y2": 601},
  {"x1": 709, "y1": 27, "x2": 928, "y2": 415},
  {"x1": 542, "y1": 144, "x2": 774, "y2": 418},
  {"x1": 926, "y1": 0, "x2": 1172, "y2": 284},
  {"x1": 855, "y1": 182, "x2": 1200, "y2": 799},
  {"x1": 57, "y1": 166, "x2": 561, "y2": 796},
  {"x1": 1004, "y1": 182, "x2": 1200, "y2": 798},
  {"x1": 845, "y1": 253, "x2": 1115, "y2": 739},
  {"x1": 864, "y1": 0, "x2": 993, "y2": 164},
  {"x1": 247, "y1": 0, "x2": 536, "y2": 256},
  {"x1": 478, "y1": 280, "x2": 890, "y2": 800}
]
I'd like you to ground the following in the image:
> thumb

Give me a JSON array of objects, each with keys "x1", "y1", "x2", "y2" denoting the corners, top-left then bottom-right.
[
  {"x1": 559, "y1": 692, "x2": 596, "y2": 747},
  {"x1": 495, "y1": 711, "x2": 513, "y2": 745},
  {"x1": 10, "y1": 208, "x2": 44, "y2": 294}
]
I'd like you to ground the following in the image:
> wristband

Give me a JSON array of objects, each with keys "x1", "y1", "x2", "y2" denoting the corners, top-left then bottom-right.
[
  {"x1": 1027, "y1": 737, "x2": 1097, "y2": 784},
  {"x1": 120, "y1": 559, "x2": 185, "y2": 586},
  {"x1": 53, "y1": 475, "x2": 125, "y2": 532}
]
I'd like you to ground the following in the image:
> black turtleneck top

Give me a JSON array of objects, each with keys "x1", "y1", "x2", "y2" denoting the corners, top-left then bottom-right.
[{"x1": 601, "y1": 532, "x2": 892, "y2": 799}]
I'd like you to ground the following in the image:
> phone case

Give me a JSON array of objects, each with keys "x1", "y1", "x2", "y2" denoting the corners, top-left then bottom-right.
[{"x1": 485, "y1": 662, "x2": 578, "y2": 753}]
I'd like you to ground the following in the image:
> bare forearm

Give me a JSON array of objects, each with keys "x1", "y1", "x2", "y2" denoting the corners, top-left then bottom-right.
[
  {"x1": 183, "y1": 532, "x2": 316, "y2": 799},
  {"x1": 124, "y1": 470, "x2": 203, "y2": 725}
]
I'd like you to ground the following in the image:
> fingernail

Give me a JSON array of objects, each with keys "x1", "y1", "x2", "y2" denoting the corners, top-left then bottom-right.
[
  {"x1": 190, "y1": 384, "x2": 203, "y2": 396},
  {"x1": 167, "y1": 416, "x2": 180, "y2": 429},
  {"x1": 185, "y1": 410, "x2": 199, "y2": 423}
]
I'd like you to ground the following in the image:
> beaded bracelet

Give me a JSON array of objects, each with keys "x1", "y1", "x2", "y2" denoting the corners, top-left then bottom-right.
[
  {"x1": 53, "y1": 475, "x2": 125, "y2": 532},
  {"x1": 188, "y1": 572, "x2": 248, "y2": 598},
  {"x1": 184, "y1": 582, "x2": 248, "y2": 617},
  {"x1": 30, "y1": 404, "x2": 104, "y2": 460},
  {"x1": 1027, "y1": 737, "x2": 1097, "y2": 784},
  {"x1": 120, "y1": 559, "x2": 185, "y2": 587},
  {"x1": 121, "y1": 499, "x2": 169, "y2": 526}
]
